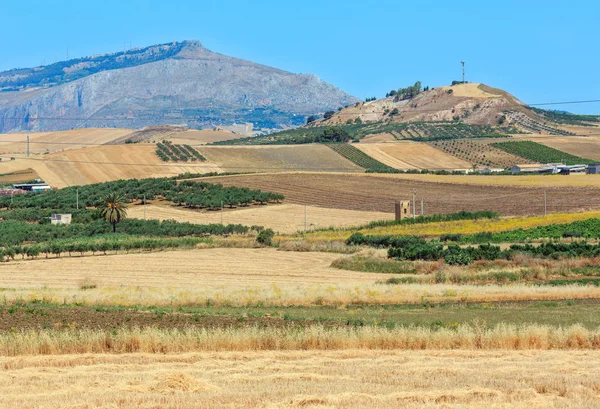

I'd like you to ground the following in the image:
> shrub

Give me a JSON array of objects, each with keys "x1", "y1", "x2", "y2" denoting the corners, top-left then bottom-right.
[{"x1": 257, "y1": 229, "x2": 275, "y2": 246}]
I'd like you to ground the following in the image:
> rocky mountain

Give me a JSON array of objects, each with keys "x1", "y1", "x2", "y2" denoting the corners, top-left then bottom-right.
[{"x1": 0, "y1": 40, "x2": 359, "y2": 134}]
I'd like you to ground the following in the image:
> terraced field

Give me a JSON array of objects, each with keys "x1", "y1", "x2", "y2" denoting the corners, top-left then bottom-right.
[
  {"x1": 355, "y1": 142, "x2": 471, "y2": 170},
  {"x1": 201, "y1": 172, "x2": 600, "y2": 216}
]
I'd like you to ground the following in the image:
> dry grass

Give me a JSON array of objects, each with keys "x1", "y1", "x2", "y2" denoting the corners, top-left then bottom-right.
[
  {"x1": 128, "y1": 203, "x2": 392, "y2": 234},
  {"x1": 355, "y1": 141, "x2": 471, "y2": 170},
  {"x1": 304, "y1": 211, "x2": 600, "y2": 241},
  {"x1": 1, "y1": 350, "x2": 598, "y2": 408},
  {"x1": 2, "y1": 324, "x2": 600, "y2": 356}
]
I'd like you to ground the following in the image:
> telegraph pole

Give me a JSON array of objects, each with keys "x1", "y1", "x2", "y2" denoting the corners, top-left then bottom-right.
[
  {"x1": 221, "y1": 200, "x2": 223, "y2": 224},
  {"x1": 304, "y1": 205, "x2": 307, "y2": 231},
  {"x1": 412, "y1": 189, "x2": 416, "y2": 219},
  {"x1": 421, "y1": 198, "x2": 424, "y2": 217},
  {"x1": 544, "y1": 190, "x2": 547, "y2": 216},
  {"x1": 76, "y1": 188, "x2": 79, "y2": 210},
  {"x1": 144, "y1": 195, "x2": 147, "y2": 220},
  {"x1": 26, "y1": 134, "x2": 30, "y2": 157},
  {"x1": 461, "y1": 61, "x2": 465, "y2": 83}
]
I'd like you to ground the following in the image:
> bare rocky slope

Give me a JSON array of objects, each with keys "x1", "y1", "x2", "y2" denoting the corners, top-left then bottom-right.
[{"x1": 0, "y1": 41, "x2": 358, "y2": 133}]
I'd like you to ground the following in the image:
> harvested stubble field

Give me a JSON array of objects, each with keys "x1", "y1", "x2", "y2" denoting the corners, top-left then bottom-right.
[
  {"x1": 1, "y1": 350, "x2": 600, "y2": 408},
  {"x1": 203, "y1": 172, "x2": 600, "y2": 215},
  {"x1": 354, "y1": 141, "x2": 471, "y2": 170},
  {"x1": 0, "y1": 144, "x2": 221, "y2": 187},
  {"x1": 128, "y1": 203, "x2": 392, "y2": 234},
  {"x1": 0, "y1": 248, "x2": 376, "y2": 289},
  {"x1": 197, "y1": 145, "x2": 363, "y2": 173}
]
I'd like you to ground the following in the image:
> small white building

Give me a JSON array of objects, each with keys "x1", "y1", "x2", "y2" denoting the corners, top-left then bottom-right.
[{"x1": 50, "y1": 214, "x2": 72, "y2": 225}]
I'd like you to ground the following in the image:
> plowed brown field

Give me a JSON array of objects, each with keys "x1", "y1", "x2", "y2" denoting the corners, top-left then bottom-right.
[{"x1": 203, "y1": 172, "x2": 600, "y2": 216}]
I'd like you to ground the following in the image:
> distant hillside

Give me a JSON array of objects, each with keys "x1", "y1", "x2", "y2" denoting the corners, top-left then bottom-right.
[
  {"x1": 216, "y1": 83, "x2": 599, "y2": 145},
  {"x1": 0, "y1": 40, "x2": 359, "y2": 133}
]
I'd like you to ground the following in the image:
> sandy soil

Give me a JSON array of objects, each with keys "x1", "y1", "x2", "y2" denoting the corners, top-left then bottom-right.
[
  {"x1": 1, "y1": 350, "x2": 598, "y2": 408},
  {"x1": 128, "y1": 203, "x2": 393, "y2": 234},
  {"x1": 355, "y1": 142, "x2": 471, "y2": 170}
]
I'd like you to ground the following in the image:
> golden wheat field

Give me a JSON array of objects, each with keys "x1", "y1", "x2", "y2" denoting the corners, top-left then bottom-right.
[
  {"x1": 1, "y1": 349, "x2": 599, "y2": 408},
  {"x1": 128, "y1": 203, "x2": 392, "y2": 234}
]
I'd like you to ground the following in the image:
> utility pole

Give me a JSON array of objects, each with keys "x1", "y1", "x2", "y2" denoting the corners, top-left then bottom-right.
[
  {"x1": 421, "y1": 199, "x2": 424, "y2": 217},
  {"x1": 76, "y1": 188, "x2": 79, "y2": 210},
  {"x1": 221, "y1": 200, "x2": 223, "y2": 224},
  {"x1": 304, "y1": 205, "x2": 307, "y2": 231},
  {"x1": 461, "y1": 61, "x2": 465, "y2": 83},
  {"x1": 412, "y1": 189, "x2": 416, "y2": 219},
  {"x1": 143, "y1": 195, "x2": 146, "y2": 220},
  {"x1": 544, "y1": 190, "x2": 547, "y2": 216},
  {"x1": 26, "y1": 134, "x2": 30, "y2": 157}
]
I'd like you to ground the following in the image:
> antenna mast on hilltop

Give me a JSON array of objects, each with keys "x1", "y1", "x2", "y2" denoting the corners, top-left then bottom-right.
[{"x1": 461, "y1": 61, "x2": 465, "y2": 83}]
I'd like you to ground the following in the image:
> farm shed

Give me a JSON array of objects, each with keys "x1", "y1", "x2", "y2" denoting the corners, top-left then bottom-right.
[
  {"x1": 12, "y1": 183, "x2": 51, "y2": 192},
  {"x1": 50, "y1": 214, "x2": 72, "y2": 225},
  {"x1": 586, "y1": 164, "x2": 600, "y2": 174},
  {"x1": 511, "y1": 164, "x2": 553, "y2": 174}
]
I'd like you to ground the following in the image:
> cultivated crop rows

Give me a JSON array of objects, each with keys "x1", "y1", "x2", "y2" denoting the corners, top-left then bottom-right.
[
  {"x1": 430, "y1": 139, "x2": 534, "y2": 168},
  {"x1": 531, "y1": 107, "x2": 600, "y2": 127},
  {"x1": 398, "y1": 121, "x2": 518, "y2": 140},
  {"x1": 326, "y1": 143, "x2": 398, "y2": 172},
  {"x1": 156, "y1": 141, "x2": 206, "y2": 162},
  {"x1": 491, "y1": 141, "x2": 595, "y2": 165},
  {"x1": 210, "y1": 173, "x2": 600, "y2": 216},
  {"x1": 504, "y1": 111, "x2": 575, "y2": 135}
]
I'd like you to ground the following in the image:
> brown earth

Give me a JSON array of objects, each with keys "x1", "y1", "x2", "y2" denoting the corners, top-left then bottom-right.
[
  {"x1": 0, "y1": 304, "x2": 329, "y2": 331},
  {"x1": 0, "y1": 168, "x2": 40, "y2": 184},
  {"x1": 202, "y1": 172, "x2": 600, "y2": 215}
]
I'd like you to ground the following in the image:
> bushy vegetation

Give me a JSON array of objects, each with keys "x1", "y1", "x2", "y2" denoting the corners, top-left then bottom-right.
[
  {"x1": 530, "y1": 107, "x2": 600, "y2": 127},
  {"x1": 491, "y1": 141, "x2": 595, "y2": 165},
  {"x1": 156, "y1": 141, "x2": 206, "y2": 162},
  {"x1": 326, "y1": 144, "x2": 399, "y2": 173},
  {"x1": 462, "y1": 218, "x2": 600, "y2": 243},
  {"x1": 356, "y1": 211, "x2": 499, "y2": 230},
  {"x1": 0, "y1": 177, "x2": 284, "y2": 211},
  {"x1": 349, "y1": 232, "x2": 600, "y2": 265},
  {"x1": 0, "y1": 218, "x2": 248, "y2": 247}
]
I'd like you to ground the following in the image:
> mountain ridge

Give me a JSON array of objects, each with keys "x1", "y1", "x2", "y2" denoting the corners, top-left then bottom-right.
[{"x1": 0, "y1": 41, "x2": 359, "y2": 133}]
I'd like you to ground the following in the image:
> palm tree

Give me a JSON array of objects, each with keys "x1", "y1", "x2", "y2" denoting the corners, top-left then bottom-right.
[{"x1": 100, "y1": 193, "x2": 129, "y2": 233}]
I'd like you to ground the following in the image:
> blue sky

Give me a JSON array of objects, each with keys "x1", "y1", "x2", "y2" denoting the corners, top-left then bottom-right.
[{"x1": 1, "y1": 0, "x2": 598, "y2": 113}]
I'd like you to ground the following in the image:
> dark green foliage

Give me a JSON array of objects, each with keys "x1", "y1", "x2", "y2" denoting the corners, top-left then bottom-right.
[
  {"x1": 323, "y1": 111, "x2": 335, "y2": 120},
  {"x1": 491, "y1": 141, "x2": 595, "y2": 165},
  {"x1": 306, "y1": 115, "x2": 317, "y2": 124},
  {"x1": 393, "y1": 81, "x2": 422, "y2": 101},
  {"x1": 0, "y1": 219, "x2": 249, "y2": 247},
  {"x1": 462, "y1": 219, "x2": 600, "y2": 243},
  {"x1": 156, "y1": 141, "x2": 206, "y2": 162},
  {"x1": 0, "y1": 177, "x2": 283, "y2": 211},
  {"x1": 530, "y1": 107, "x2": 600, "y2": 127},
  {"x1": 326, "y1": 144, "x2": 399, "y2": 173},
  {"x1": 356, "y1": 211, "x2": 499, "y2": 230},
  {"x1": 256, "y1": 228, "x2": 274, "y2": 246}
]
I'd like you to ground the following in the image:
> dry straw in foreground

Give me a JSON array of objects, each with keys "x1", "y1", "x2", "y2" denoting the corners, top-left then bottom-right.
[{"x1": 1, "y1": 324, "x2": 600, "y2": 356}]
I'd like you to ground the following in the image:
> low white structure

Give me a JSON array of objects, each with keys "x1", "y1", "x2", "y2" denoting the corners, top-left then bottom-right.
[{"x1": 50, "y1": 214, "x2": 72, "y2": 225}]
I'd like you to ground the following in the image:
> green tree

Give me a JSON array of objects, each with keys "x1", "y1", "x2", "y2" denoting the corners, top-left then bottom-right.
[
  {"x1": 100, "y1": 193, "x2": 129, "y2": 233},
  {"x1": 306, "y1": 115, "x2": 317, "y2": 124}
]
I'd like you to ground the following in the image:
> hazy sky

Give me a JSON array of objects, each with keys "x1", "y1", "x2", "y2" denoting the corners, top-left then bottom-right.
[{"x1": 1, "y1": 0, "x2": 598, "y2": 113}]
